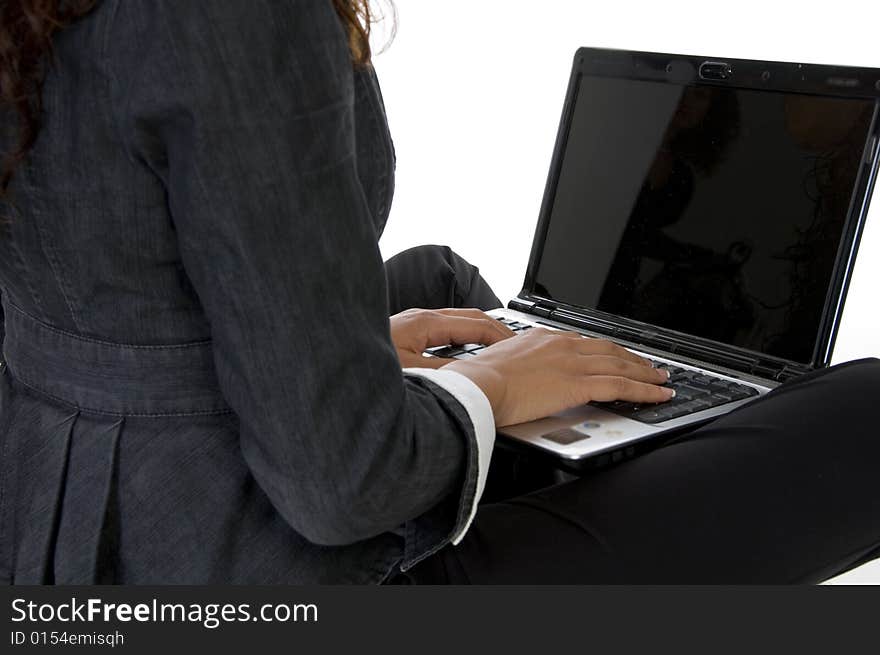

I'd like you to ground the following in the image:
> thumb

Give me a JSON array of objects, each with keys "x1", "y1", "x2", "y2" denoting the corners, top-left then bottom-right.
[{"x1": 424, "y1": 316, "x2": 513, "y2": 349}]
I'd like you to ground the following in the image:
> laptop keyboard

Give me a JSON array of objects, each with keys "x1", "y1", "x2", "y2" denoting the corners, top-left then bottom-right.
[
  {"x1": 426, "y1": 317, "x2": 760, "y2": 424},
  {"x1": 597, "y1": 361, "x2": 759, "y2": 424}
]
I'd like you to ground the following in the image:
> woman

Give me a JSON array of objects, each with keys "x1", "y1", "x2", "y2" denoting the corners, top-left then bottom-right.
[{"x1": 0, "y1": 0, "x2": 878, "y2": 584}]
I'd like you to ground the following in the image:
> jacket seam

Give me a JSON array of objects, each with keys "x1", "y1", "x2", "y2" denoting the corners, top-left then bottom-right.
[
  {"x1": 9, "y1": 375, "x2": 232, "y2": 419},
  {"x1": 6, "y1": 302, "x2": 213, "y2": 351},
  {"x1": 31, "y1": 210, "x2": 85, "y2": 333}
]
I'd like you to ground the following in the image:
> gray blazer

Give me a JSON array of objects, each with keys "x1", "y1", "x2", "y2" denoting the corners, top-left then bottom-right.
[{"x1": 0, "y1": 0, "x2": 481, "y2": 584}]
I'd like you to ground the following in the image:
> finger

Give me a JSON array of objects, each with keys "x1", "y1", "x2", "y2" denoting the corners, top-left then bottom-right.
[
  {"x1": 433, "y1": 309, "x2": 515, "y2": 338},
  {"x1": 583, "y1": 376, "x2": 676, "y2": 404},
  {"x1": 577, "y1": 355, "x2": 670, "y2": 385},
  {"x1": 536, "y1": 330, "x2": 652, "y2": 367},
  {"x1": 576, "y1": 337, "x2": 654, "y2": 367},
  {"x1": 414, "y1": 355, "x2": 456, "y2": 369},
  {"x1": 523, "y1": 326, "x2": 556, "y2": 336},
  {"x1": 433, "y1": 308, "x2": 492, "y2": 318},
  {"x1": 423, "y1": 316, "x2": 515, "y2": 348}
]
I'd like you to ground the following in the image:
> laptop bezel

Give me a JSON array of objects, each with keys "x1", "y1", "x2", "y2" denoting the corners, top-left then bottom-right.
[{"x1": 517, "y1": 47, "x2": 880, "y2": 378}]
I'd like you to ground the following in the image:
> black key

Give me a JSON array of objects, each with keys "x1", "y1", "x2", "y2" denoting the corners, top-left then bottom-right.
[
  {"x1": 726, "y1": 387, "x2": 757, "y2": 401},
  {"x1": 655, "y1": 405, "x2": 695, "y2": 421},
  {"x1": 669, "y1": 371, "x2": 691, "y2": 383},
  {"x1": 694, "y1": 396, "x2": 721, "y2": 410},
  {"x1": 668, "y1": 399, "x2": 711, "y2": 415},
  {"x1": 666, "y1": 386, "x2": 694, "y2": 401},
  {"x1": 626, "y1": 399, "x2": 700, "y2": 424},
  {"x1": 630, "y1": 408, "x2": 668, "y2": 424},
  {"x1": 430, "y1": 346, "x2": 463, "y2": 358},
  {"x1": 706, "y1": 380, "x2": 735, "y2": 393},
  {"x1": 596, "y1": 400, "x2": 638, "y2": 416},
  {"x1": 427, "y1": 343, "x2": 485, "y2": 358},
  {"x1": 674, "y1": 383, "x2": 712, "y2": 400}
]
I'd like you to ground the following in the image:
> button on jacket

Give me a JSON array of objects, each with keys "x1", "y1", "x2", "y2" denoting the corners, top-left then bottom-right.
[{"x1": 0, "y1": 0, "x2": 487, "y2": 584}]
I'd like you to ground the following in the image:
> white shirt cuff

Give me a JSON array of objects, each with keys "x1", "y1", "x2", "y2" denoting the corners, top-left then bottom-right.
[{"x1": 403, "y1": 367, "x2": 496, "y2": 545}]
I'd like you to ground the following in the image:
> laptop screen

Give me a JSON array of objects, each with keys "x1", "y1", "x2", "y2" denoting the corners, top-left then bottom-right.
[{"x1": 532, "y1": 75, "x2": 876, "y2": 364}]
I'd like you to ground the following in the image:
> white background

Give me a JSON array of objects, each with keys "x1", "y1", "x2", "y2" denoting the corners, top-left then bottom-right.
[{"x1": 372, "y1": 0, "x2": 880, "y2": 583}]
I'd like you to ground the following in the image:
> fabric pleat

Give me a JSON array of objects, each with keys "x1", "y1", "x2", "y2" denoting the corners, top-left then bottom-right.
[
  {"x1": 4, "y1": 401, "x2": 79, "y2": 584},
  {"x1": 53, "y1": 415, "x2": 124, "y2": 584}
]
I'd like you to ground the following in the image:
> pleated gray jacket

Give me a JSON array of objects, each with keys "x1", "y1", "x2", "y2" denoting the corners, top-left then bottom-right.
[{"x1": 0, "y1": 0, "x2": 481, "y2": 584}]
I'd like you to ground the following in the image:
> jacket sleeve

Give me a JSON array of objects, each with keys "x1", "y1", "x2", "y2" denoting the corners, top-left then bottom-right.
[{"x1": 107, "y1": 0, "x2": 493, "y2": 555}]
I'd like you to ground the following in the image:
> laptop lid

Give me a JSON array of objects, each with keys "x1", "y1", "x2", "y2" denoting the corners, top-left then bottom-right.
[{"x1": 517, "y1": 48, "x2": 880, "y2": 380}]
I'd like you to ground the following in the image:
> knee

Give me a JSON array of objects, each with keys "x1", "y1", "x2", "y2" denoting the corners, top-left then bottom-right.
[
  {"x1": 823, "y1": 357, "x2": 880, "y2": 394},
  {"x1": 394, "y1": 244, "x2": 459, "y2": 269},
  {"x1": 833, "y1": 357, "x2": 880, "y2": 373},
  {"x1": 389, "y1": 244, "x2": 478, "y2": 282},
  {"x1": 845, "y1": 357, "x2": 880, "y2": 374},
  {"x1": 385, "y1": 244, "x2": 499, "y2": 312}
]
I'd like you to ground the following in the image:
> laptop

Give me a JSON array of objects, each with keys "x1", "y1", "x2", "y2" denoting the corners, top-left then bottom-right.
[{"x1": 429, "y1": 48, "x2": 880, "y2": 469}]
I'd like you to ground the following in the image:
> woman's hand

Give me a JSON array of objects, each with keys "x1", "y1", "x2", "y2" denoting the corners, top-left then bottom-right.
[
  {"x1": 446, "y1": 328, "x2": 674, "y2": 427},
  {"x1": 390, "y1": 308, "x2": 515, "y2": 368}
]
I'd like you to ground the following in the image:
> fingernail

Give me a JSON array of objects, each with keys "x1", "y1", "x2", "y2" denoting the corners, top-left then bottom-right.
[
  {"x1": 664, "y1": 369, "x2": 671, "y2": 380},
  {"x1": 666, "y1": 388, "x2": 676, "y2": 398}
]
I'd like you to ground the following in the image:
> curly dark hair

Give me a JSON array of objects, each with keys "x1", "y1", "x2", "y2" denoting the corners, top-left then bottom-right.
[
  {"x1": 0, "y1": 0, "x2": 95, "y2": 192},
  {"x1": 0, "y1": 0, "x2": 387, "y2": 195}
]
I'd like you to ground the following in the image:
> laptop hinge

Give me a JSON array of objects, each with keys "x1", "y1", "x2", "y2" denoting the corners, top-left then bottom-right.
[
  {"x1": 775, "y1": 363, "x2": 811, "y2": 382},
  {"x1": 509, "y1": 298, "x2": 556, "y2": 317},
  {"x1": 508, "y1": 298, "x2": 535, "y2": 312},
  {"x1": 511, "y1": 301, "x2": 618, "y2": 336},
  {"x1": 748, "y1": 361, "x2": 782, "y2": 380},
  {"x1": 749, "y1": 361, "x2": 813, "y2": 382},
  {"x1": 532, "y1": 301, "x2": 557, "y2": 318}
]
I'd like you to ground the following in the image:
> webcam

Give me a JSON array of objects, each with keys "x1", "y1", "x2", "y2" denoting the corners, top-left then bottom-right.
[{"x1": 699, "y1": 61, "x2": 732, "y2": 80}]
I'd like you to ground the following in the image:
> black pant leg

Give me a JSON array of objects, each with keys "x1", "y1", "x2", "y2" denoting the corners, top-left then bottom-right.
[
  {"x1": 408, "y1": 358, "x2": 880, "y2": 583},
  {"x1": 384, "y1": 245, "x2": 502, "y2": 314}
]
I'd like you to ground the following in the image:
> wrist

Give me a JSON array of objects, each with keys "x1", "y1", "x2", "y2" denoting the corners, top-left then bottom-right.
[{"x1": 445, "y1": 360, "x2": 506, "y2": 422}]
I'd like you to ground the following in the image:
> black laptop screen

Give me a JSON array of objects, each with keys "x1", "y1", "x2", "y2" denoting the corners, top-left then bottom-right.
[{"x1": 532, "y1": 75, "x2": 875, "y2": 364}]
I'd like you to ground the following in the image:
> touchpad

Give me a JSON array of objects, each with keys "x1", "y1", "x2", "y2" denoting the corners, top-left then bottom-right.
[{"x1": 542, "y1": 428, "x2": 592, "y2": 445}]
